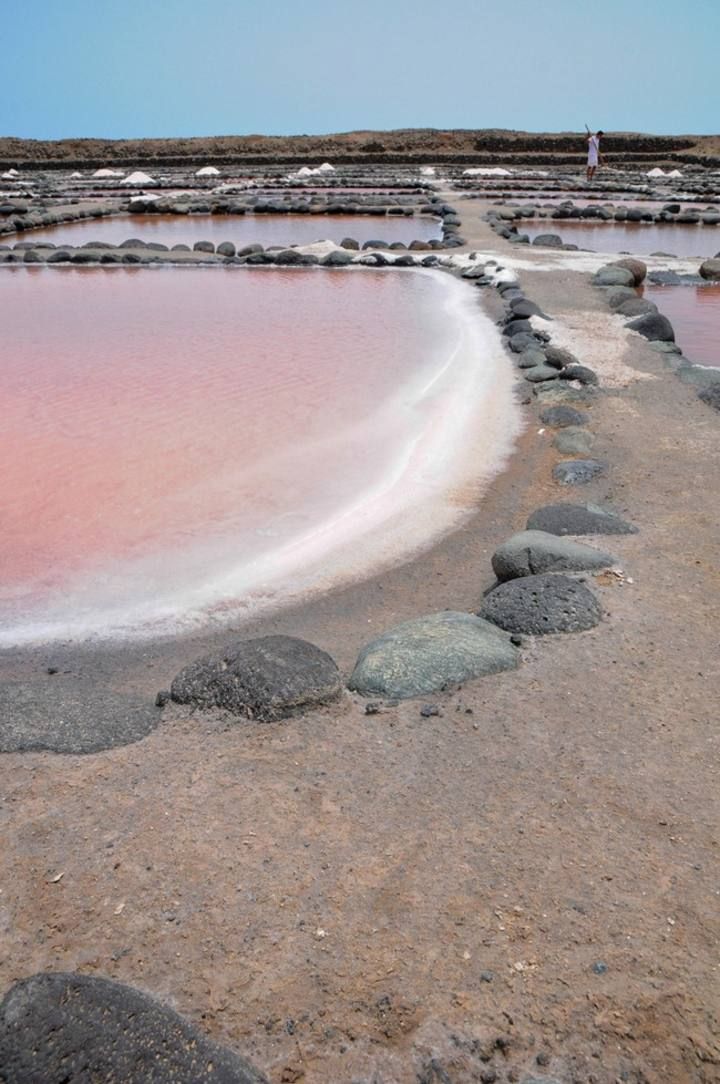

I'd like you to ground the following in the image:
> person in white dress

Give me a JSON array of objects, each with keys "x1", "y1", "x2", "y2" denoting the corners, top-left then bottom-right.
[{"x1": 586, "y1": 130, "x2": 605, "y2": 180}]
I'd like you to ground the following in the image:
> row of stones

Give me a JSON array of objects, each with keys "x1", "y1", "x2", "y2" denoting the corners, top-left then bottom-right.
[
  {"x1": 153, "y1": 269, "x2": 632, "y2": 716},
  {"x1": 453, "y1": 173, "x2": 720, "y2": 200},
  {"x1": 0, "y1": 239, "x2": 447, "y2": 267},
  {"x1": 489, "y1": 200, "x2": 720, "y2": 225},
  {"x1": 0, "y1": 199, "x2": 117, "y2": 236},
  {"x1": 592, "y1": 259, "x2": 720, "y2": 413}
]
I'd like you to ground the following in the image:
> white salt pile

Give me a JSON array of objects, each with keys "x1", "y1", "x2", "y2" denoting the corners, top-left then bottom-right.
[
  {"x1": 121, "y1": 171, "x2": 157, "y2": 186},
  {"x1": 463, "y1": 167, "x2": 512, "y2": 177},
  {"x1": 195, "y1": 166, "x2": 220, "y2": 176},
  {"x1": 93, "y1": 168, "x2": 124, "y2": 178}
]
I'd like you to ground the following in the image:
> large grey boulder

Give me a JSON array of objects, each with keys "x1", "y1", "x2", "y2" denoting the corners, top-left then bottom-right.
[
  {"x1": 539, "y1": 405, "x2": 589, "y2": 427},
  {"x1": 170, "y1": 635, "x2": 341, "y2": 720},
  {"x1": 699, "y1": 258, "x2": 720, "y2": 280},
  {"x1": 553, "y1": 426, "x2": 595, "y2": 454},
  {"x1": 524, "y1": 364, "x2": 559, "y2": 383},
  {"x1": 605, "y1": 285, "x2": 639, "y2": 309},
  {"x1": 559, "y1": 364, "x2": 599, "y2": 385},
  {"x1": 491, "y1": 531, "x2": 615, "y2": 581},
  {"x1": 676, "y1": 365, "x2": 720, "y2": 389},
  {"x1": 698, "y1": 385, "x2": 720, "y2": 411},
  {"x1": 609, "y1": 257, "x2": 647, "y2": 285},
  {"x1": 0, "y1": 972, "x2": 266, "y2": 1084},
  {"x1": 348, "y1": 612, "x2": 519, "y2": 699},
  {"x1": 532, "y1": 233, "x2": 563, "y2": 247},
  {"x1": 616, "y1": 297, "x2": 658, "y2": 317},
  {"x1": 544, "y1": 345, "x2": 578, "y2": 369},
  {"x1": 553, "y1": 458, "x2": 607, "y2": 485},
  {"x1": 517, "y1": 348, "x2": 547, "y2": 369},
  {"x1": 627, "y1": 312, "x2": 675, "y2": 342},
  {"x1": 593, "y1": 266, "x2": 635, "y2": 287},
  {"x1": 526, "y1": 503, "x2": 637, "y2": 535},
  {"x1": 480, "y1": 574, "x2": 602, "y2": 635}
]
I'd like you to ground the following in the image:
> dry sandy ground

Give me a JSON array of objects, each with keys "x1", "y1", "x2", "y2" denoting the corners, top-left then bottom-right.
[{"x1": 1, "y1": 206, "x2": 719, "y2": 1083}]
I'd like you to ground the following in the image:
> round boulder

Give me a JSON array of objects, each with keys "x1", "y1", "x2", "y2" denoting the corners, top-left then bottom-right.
[
  {"x1": 559, "y1": 364, "x2": 599, "y2": 385},
  {"x1": 348, "y1": 611, "x2": 519, "y2": 699},
  {"x1": 698, "y1": 385, "x2": 720, "y2": 411},
  {"x1": 553, "y1": 458, "x2": 607, "y2": 485},
  {"x1": 615, "y1": 297, "x2": 658, "y2": 318},
  {"x1": 609, "y1": 257, "x2": 647, "y2": 285},
  {"x1": 170, "y1": 635, "x2": 342, "y2": 721},
  {"x1": 526, "y1": 502, "x2": 637, "y2": 535},
  {"x1": 480, "y1": 574, "x2": 602, "y2": 635},
  {"x1": 544, "y1": 345, "x2": 578, "y2": 369},
  {"x1": 491, "y1": 530, "x2": 615, "y2": 581},
  {"x1": 0, "y1": 972, "x2": 266, "y2": 1084},
  {"x1": 553, "y1": 427, "x2": 595, "y2": 455},
  {"x1": 699, "y1": 258, "x2": 720, "y2": 281},
  {"x1": 626, "y1": 312, "x2": 675, "y2": 342},
  {"x1": 539, "y1": 405, "x2": 589, "y2": 427},
  {"x1": 593, "y1": 266, "x2": 635, "y2": 287}
]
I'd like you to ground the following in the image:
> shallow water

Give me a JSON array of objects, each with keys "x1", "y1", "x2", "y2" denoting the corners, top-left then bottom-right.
[
  {"x1": 523, "y1": 219, "x2": 718, "y2": 257},
  {"x1": 642, "y1": 283, "x2": 720, "y2": 366},
  {"x1": 6, "y1": 212, "x2": 440, "y2": 249},
  {"x1": 0, "y1": 266, "x2": 516, "y2": 643}
]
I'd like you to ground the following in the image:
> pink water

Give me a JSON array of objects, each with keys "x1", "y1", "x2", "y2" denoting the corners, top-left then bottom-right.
[
  {"x1": 523, "y1": 219, "x2": 718, "y2": 257},
  {"x1": 0, "y1": 266, "x2": 515, "y2": 643},
  {"x1": 6, "y1": 213, "x2": 439, "y2": 248},
  {"x1": 642, "y1": 284, "x2": 720, "y2": 366}
]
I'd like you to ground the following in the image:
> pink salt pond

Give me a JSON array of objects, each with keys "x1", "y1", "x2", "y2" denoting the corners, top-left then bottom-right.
[
  {"x1": 523, "y1": 219, "x2": 718, "y2": 258},
  {"x1": 642, "y1": 283, "x2": 720, "y2": 367},
  {"x1": 0, "y1": 265, "x2": 515, "y2": 643},
  {"x1": 10, "y1": 212, "x2": 440, "y2": 249}
]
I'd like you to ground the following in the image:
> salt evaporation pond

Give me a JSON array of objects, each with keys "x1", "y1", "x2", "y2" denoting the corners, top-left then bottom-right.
[
  {"x1": 523, "y1": 219, "x2": 718, "y2": 257},
  {"x1": 642, "y1": 283, "x2": 720, "y2": 367},
  {"x1": 0, "y1": 266, "x2": 516, "y2": 644},
  {"x1": 11, "y1": 212, "x2": 440, "y2": 249}
]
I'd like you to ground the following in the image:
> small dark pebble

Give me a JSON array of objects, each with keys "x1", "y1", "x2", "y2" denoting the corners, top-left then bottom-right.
[
  {"x1": 420, "y1": 704, "x2": 440, "y2": 717},
  {"x1": 591, "y1": 961, "x2": 608, "y2": 975},
  {"x1": 480, "y1": 970, "x2": 494, "y2": 983},
  {"x1": 481, "y1": 1071, "x2": 497, "y2": 1084},
  {"x1": 46, "y1": 667, "x2": 58, "y2": 675},
  {"x1": 510, "y1": 635, "x2": 524, "y2": 647},
  {"x1": 365, "y1": 702, "x2": 382, "y2": 715},
  {"x1": 536, "y1": 1051, "x2": 551, "y2": 1066},
  {"x1": 155, "y1": 690, "x2": 170, "y2": 708}
]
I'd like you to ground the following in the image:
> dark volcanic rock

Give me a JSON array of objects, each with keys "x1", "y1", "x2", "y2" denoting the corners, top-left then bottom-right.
[
  {"x1": 698, "y1": 385, "x2": 720, "y2": 411},
  {"x1": 532, "y1": 233, "x2": 563, "y2": 248},
  {"x1": 616, "y1": 297, "x2": 658, "y2": 317},
  {"x1": 480, "y1": 573, "x2": 602, "y2": 635},
  {"x1": 539, "y1": 405, "x2": 589, "y2": 428},
  {"x1": 491, "y1": 530, "x2": 615, "y2": 581},
  {"x1": 193, "y1": 240, "x2": 215, "y2": 253},
  {"x1": 544, "y1": 345, "x2": 578, "y2": 369},
  {"x1": 503, "y1": 318, "x2": 533, "y2": 338},
  {"x1": 170, "y1": 635, "x2": 341, "y2": 720},
  {"x1": 609, "y1": 257, "x2": 647, "y2": 285},
  {"x1": 527, "y1": 503, "x2": 637, "y2": 536},
  {"x1": 0, "y1": 681, "x2": 159, "y2": 755},
  {"x1": 321, "y1": 248, "x2": 353, "y2": 266},
  {"x1": 553, "y1": 458, "x2": 607, "y2": 485},
  {"x1": 627, "y1": 312, "x2": 675, "y2": 342},
  {"x1": 559, "y1": 364, "x2": 599, "y2": 385},
  {"x1": 0, "y1": 972, "x2": 266, "y2": 1084},
  {"x1": 699, "y1": 258, "x2": 720, "y2": 280},
  {"x1": 348, "y1": 611, "x2": 519, "y2": 699}
]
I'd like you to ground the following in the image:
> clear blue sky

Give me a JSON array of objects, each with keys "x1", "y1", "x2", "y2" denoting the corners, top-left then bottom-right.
[{"x1": 2, "y1": 0, "x2": 718, "y2": 139}]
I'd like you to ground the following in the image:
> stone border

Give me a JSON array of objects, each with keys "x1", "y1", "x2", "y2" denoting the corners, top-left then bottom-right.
[
  {"x1": 590, "y1": 258, "x2": 720, "y2": 412},
  {"x1": 0, "y1": 194, "x2": 465, "y2": 249}
]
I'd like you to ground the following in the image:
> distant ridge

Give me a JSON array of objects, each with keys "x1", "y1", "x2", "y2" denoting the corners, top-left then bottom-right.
[{"x1": 1, "y1": 128, "x2": 718, "y2": 170}]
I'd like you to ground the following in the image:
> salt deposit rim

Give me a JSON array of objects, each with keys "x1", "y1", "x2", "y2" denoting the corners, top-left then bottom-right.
[{"x1": 0, "y1": 265, "x2": 520, "y2": 646}]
